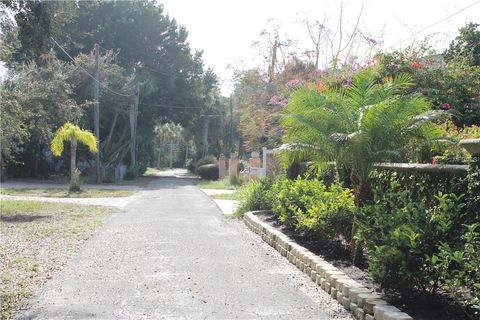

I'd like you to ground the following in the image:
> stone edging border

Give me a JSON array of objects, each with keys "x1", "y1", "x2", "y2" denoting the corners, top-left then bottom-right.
[{"x1": 243, "y1": 211, "x2": 414, "y2": 320}]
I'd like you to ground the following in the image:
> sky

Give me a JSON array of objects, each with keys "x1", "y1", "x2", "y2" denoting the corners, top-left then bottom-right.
[{"x1": 160, "y1": 0, "x2": 480, "y2": 95}]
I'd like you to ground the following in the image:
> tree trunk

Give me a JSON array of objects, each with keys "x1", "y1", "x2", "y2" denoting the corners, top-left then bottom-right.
[
  {"x1": 70, "y1": 138, "x2": 77, "y2": 187},
  {"x1": 350, "y1": 171, "x2": 373, "y2": 266}
]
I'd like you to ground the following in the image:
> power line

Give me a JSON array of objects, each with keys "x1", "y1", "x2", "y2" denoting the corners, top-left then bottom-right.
[
  {"x1": 50, "y1": 37, "x2": 134, "y2": 97},
  {"x1": 385, "y1": 0, "x2": 480, "y2": 50},
  {"x1": 98, "y1": 45, "x2": 232, "y2": 85},
  {"x1": 138, "y1": 102, "x2": 203, "y2": 109}
]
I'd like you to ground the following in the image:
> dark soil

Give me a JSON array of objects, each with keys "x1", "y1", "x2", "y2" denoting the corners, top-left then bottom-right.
[{"x1": 255, "y1": 211, "x2": 477, "y2": 320}]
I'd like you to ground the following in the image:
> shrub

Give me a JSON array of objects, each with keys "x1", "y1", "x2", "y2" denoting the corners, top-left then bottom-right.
[
  {"x1": 235, "y1": 177, "x2": 274, "y2": 216},
  {"x1": 123, "y1": 163, "x2": 148, "y2": 180},
  {"x1": 186, "y1": 159, "x2": 196, "y2": 173},
  {"x1": 433, "y1": 223, "x2": 480, "y2": 313},
  {"x1": 357, "y1": 175, "x2": 468, "y2": 295},
  {"x1": 195, "y1": 155, "x2": 217, "y2": 172},
  {"x1": 197, "y1": 164, "x2": 219, "y2": 180},
  {"x1": 271, "y1": 176, "x2": 354, "y2": 242}
]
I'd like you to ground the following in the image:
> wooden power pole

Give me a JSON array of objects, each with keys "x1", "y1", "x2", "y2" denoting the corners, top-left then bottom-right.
[
  {"x1": 130, "y1": 83, "x2": 139, "y2": 166},
  {"x1": 94, "y1": 43, "x2": 101, "y2": 183}
]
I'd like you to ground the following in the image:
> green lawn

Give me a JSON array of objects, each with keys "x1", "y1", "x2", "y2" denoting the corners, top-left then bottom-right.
[
  {"x1": 0, "y1": 200, "x2": 112, "y2": 319},
  {"x1": 197, "y1": 178, "x2": 238, "y2": 190},
  {"x1": 210, "y1": 192, "x2": 238, "y2": 200},
  {"x1": 1, "y1": 188, "x2": 135, "y2": 198}
]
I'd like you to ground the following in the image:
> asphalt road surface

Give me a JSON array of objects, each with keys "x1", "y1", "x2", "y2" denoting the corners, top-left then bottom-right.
[{"x1": 21, "y1": 176, "x2": 352, "y2": 320}]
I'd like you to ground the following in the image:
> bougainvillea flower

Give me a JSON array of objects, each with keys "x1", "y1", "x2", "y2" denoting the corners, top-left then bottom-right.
[
  {"x1": 440, "y1": 102, "x2": 452, "y2": 110},
  {"x1": 316, "y1": 82, "x2": 326, "y2": 92},
  {"x1": 268, "y1": 95, "x2": 288, "y2": 107},
  {"x1": 287, "y1": 79, "x2": 300, "y2": 88},
  {"x1": 368, "y1": 58, "x2": 379, "y2": 67},
  {"x1": 410, "y1": 61, "x2": 422, "y2": 69}
]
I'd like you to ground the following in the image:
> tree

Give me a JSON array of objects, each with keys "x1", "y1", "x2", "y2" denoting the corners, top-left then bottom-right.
[
  {"x1": 282, "y1": 68, "x2": 442, "y2": 264},
  {"x1": 444, "y1": 22, "x2": 480, "y2": 67},
  {"x1": 50, "y1": 123, "x2": 97, "y2": 191}
]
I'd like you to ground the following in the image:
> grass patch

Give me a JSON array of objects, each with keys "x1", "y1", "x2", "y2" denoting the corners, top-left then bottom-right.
[
  {"x1": 210, "y1": 192, "x2": 238, "y2": 200},
  {"x1": 0, "y1": 200, "x2": 112, "y2": 319},
  {"x1": 1, "y1": 188, "x2": 134, "y2": 198},
  {"x1": 197, "y1": 178, "x2": 237, "y2": 190}
]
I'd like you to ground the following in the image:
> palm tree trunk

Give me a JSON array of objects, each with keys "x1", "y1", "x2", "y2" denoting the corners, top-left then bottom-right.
[
  {"x1": 350, "y1": 172, "x2": 373, "y2": 266},
  {"x1": 70, "y1": 138, "x2": 77, "y2": 187}
]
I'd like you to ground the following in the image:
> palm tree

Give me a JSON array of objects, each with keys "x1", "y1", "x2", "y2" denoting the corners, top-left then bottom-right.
[
  {"x1": 51, "y1": 123, "x2": 98, "y2": 191},
  {"x1": 282, "y1": 68, "x2": 443, "y2": 264}
]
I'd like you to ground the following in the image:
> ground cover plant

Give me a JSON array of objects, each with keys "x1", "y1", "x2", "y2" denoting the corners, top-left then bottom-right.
[{"x1": 0, "y1": 200, "x2": 112, "y2": 319}]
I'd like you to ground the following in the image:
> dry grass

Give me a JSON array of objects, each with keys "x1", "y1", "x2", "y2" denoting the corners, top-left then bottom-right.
[
  {"x1": 0, "y1": 188, "x2": 134, "y2": 198},
  {"x1": 0, "y1": 200, "x2": 112, "y2": 319}
]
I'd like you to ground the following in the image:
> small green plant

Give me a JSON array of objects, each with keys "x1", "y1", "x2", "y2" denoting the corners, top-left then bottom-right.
[{"x1": 234, "y1": 177, "x2": 274, "y2": 217}]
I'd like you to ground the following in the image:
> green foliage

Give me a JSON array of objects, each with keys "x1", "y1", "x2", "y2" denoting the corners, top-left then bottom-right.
[
  {"x1": 50, "y1": 123, "x2": 97, "y2": 156},
  {"x1": 282, "y1": 68, "x2": 440, "y2": 186},
  {"x1": 370, "y1": 170, "x2": 468, "y2": 209},
  {"x1": 365, "y1": 167, "x2": 479, "y2": 311},
  {"x1": 444, "y1": 22, "x2": 480, "y2": 67},
  {"x1": 123, "y1": 163, "x2": 147, "y2": 180},
  {"x1": 432, "y1": 223, "x2": 480, "y2": 312},
  {"x1": 195, "y1": 155, "x2": 217, "y2": 171},
  {"x1": 197, "y1": 164, "x2": 219, "y2": 180},
  {"x1": 234, "y1": 177, "x2": 274, "y2": 216},
  {"x1": 270, "y1": 176, "x2": 354, "y2": 242},
  {"x1": 357, "y1": 175, "x2": 469, "y2": 296}
]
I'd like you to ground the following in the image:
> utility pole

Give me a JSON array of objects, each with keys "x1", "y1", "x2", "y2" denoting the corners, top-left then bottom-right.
[
  {"x1": 169, "y1": 140, "x2": 174, "y2": 169},
  {"x1": 130, "y1": 83, "x2": 140, "y2": 166},
  {"x1": 229, "y1": 94, "x2": 233, "y2": 157},
  {"x1": 94, "y1": 43, "x2": 101, "y2": 183}
]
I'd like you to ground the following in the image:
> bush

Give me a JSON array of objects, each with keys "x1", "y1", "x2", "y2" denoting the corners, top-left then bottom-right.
[
  {"x1": 186, "y1": 159, "x2": 196, "y2": 173},
  {"x1": 124, "y1": 163, "x2": 146, "y2": 180},
  {"x1": 197, "y1": 164, "x2": 219, "y2": 180},
  {"x1": 235, "y1": 177, "x2": 274, "y2": 216},
  {"x1": 271, "y1": 176, "x2": 354, "y2": 242},
  {"x1": 433, "y1": 223, "x2": 480, "y2": 313},
  {"x1": 195, "y1": 155, "x2": 217, "y2": 172},
  {"x1": 357, "y1": 175, "x2": 468, "y2": 296}
]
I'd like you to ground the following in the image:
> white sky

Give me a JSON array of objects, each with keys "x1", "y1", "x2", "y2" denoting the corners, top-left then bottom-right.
[{"x1": 160, "y1": 0, "x2": 480, "y2": 95}]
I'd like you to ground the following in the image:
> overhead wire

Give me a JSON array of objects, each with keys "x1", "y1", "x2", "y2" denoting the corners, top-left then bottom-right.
[
  {"x1": 385, "y1": 0, "x2": 480, "y2": 51},
  {"x1": 50, "y1": 36, "x2": 134, "y2": 97}
]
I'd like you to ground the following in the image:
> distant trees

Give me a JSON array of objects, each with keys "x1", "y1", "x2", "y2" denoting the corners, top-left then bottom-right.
[{"x1": 0, "y1": 0, "x2": 228, "y2": 178}]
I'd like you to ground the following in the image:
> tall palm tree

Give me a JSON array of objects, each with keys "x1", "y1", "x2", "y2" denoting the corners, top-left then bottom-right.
[
  {"x1": 51, "y1": 123, "x2": 98, "y2": 191},
  {"x1": 282, "y1": 68, "x2": 443, "y2": 264}
]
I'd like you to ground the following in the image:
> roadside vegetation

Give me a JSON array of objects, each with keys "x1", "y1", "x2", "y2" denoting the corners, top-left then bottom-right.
[{"x1": 0, "y1": 200, "x2": 112, "y2": 319}]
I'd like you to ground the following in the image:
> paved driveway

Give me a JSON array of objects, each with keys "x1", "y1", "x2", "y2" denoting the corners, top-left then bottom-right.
[{"x1": 21, "y1": 177, "x2": 352, "y2": 319}]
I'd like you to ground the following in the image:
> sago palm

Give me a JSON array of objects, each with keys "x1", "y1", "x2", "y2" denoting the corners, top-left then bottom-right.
[
  {"x1": 51, "y1": 123, "x2": 98, "y2": 191},
  {"x1": 282, "y1": 68, "x2": 443, "y2": 264}
]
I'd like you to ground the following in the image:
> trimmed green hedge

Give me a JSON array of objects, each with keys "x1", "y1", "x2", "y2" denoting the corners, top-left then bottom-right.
[{"x1": 197, "y1": 164, "x2": 219, "y2": 180}]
